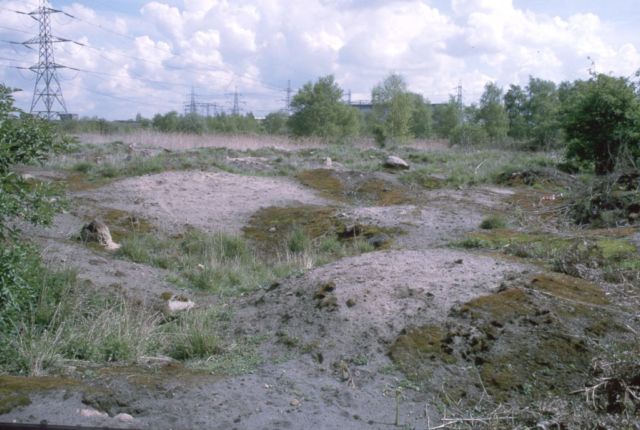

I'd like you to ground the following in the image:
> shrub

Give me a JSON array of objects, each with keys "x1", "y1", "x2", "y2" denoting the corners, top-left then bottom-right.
[
  {"x1": 0, "y1": 83, "x2": 68, "y2": 338},
  {"x1": 562, "y1": 74, "x2": 640, "y2": 175},
  {"x1": 480, "y1": 215, "x2": 507, "y2": 230},
  {"x1": 449, "y1": 123, "x2": 489, "y2": 147}
]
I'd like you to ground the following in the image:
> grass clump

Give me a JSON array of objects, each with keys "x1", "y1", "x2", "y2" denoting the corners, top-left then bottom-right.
[
  {"x1": 479, "y1": 214, "x2": 507, "y2": 230},
  {"x1": 165, "y1": 309, "x2": 223, "y2": 360},
  {"x1": 119, "y1": 230, "x2": 285, "y2": 296},
  {"x1": 0, "y1": 245, "x2": 258, "y2": 376}
]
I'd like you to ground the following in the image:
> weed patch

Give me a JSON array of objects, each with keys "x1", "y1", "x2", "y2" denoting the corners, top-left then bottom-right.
[{"x1": 454, "y1": 228, "x2": 638, "y2": 283}]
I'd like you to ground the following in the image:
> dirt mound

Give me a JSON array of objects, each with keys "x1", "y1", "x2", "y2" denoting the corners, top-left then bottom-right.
[{"x1": 238, "y1": 249, "x2": 533, "y2": 367}]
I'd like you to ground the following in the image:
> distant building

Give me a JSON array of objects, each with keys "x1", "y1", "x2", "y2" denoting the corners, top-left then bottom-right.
[
  {"x1": 350, "y1": 100, "x2": 448, "y2": 115},
  {"x1": 349, "y1": 101, "x2": 373, "y2": 114}
]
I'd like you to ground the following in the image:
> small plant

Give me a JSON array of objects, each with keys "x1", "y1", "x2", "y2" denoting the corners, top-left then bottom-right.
[
  {"x1": 480, "y1": 214, "x2": 507, "y2": 230},
  {"x1": 455, "y1": 237, "x2": 489, "y2": 249},
  {"x1": 287, "y1": 226, "x2": 310, "y2": 254},
  {"x1": 167, "y1": 310, "x2": 223, "y2": 360}
]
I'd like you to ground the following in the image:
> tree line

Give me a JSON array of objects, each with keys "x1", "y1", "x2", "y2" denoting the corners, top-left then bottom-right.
[
  {"x1": 58, "y1": 71, "x2": 639, "y2": 175},
  {"x1": 285, "y1": 72, "x2": 640, "y2": 175}
]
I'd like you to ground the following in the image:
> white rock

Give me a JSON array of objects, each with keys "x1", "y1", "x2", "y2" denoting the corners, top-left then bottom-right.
[
  {"x1": 384, "y1": 155, "x2": 410, "y2": 170},
  {"x1": 324, "y1": 157, "x2": 333, "y2": 168},
  {"x1": 80, "y1": 408, "x2": 108, "y2": 418},
  {"x1": 164, "y1": 295, "x2": 195, "y2": 314},
  {"x1": 114, "y1": 413, "x2": 135, "y2": 422}
]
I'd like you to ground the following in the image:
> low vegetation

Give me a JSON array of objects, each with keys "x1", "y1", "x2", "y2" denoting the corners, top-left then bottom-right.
[{"x1": 2, "y1": 68, "x2": 639, "y2": 427}]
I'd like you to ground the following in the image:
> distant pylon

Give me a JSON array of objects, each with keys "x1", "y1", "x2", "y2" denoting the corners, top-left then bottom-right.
[
  {"x1": 188, "y1": 87, "x2": 197, "y2": 115},
  {"x1": 285, "y1": 80, "x2": 292, "y2": 115},
  {"x1": 232, "y1": 85, "x2": 240, "y2": 116},
  {"x1": 23, "y1": 0, "x2": 69, "y2": 120}
]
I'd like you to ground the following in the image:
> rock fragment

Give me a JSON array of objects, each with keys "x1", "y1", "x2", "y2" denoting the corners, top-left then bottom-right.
[
  {"x1": 384, "y1": 155, "x2": 410, "y2": 170},
  {"x1": 80, "y1": 220, "x2": 120, "y2": 251}
]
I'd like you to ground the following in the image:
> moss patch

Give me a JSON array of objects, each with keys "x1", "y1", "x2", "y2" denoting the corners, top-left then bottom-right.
[
  {"x1": 296, "y1": 169, "x2": 413, "y2": 206},
  {"x1": 63, "y1": 172, "x2": 103, "y2": 192},
  {"x1": 389, "y1": 325, "x2": 456, "y2": 380},
  {"x1": 99, "y1": 208, "x2": 154, "y2": 243},
  {"x1": 529, "y1": 273, "x2": 608, "y2": 305},
  {"x1": 399, "y1": 169, "x2": 446, "y2": 190},
  {"x1": 296, "y1": 169, "x2": 345, "y2": 201},
  {"x1": 355, "y1": 178, "x2": 412, "y2": 206},
  {"x1": 243, "y1": 205, "x2": 399, "y2": 254},
  {"x1": 0, "y1": 376, "x2": 81, "y2": 414},
  {"x1": 243, "y1": 205, "x2": 339, "y2": 249},
  {"x1": 95, "y1": 362, "x2": 206, "y2": 389},
  {"x1": 459, "y1": 287, "x2": 533, "y2": 325},
  {"x1": 390, "y1": 273, "x2": 630, "y2": 404},
  {"x1": 457, "y1": 229, "x2": 638, "y2": 280},
  {"x1": 479, "y1": 333, "x2": 591, "y2": 401}
]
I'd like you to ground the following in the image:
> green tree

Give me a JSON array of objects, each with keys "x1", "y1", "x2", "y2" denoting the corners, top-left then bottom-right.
[
  {"x1": 562, "y1": 74, "x2": 640, "y2": 175},
  {"x1": 432, "y1": 96, "x2": 461, "y2": 139},
  {"x1": 152, "y1": 111, "x2": 180, "y2": 132},
  {"x1": 526, "y1": 78, "x2": 562, "y2": 149},
  {"x1": 289, "y1": 75, "x2": 360, "y2": 139},
  {"x1": 1, "y1": 84, "x2": 68, "y2": 328},
  {"x1": 371, "y1": 74, "x2": 413, "y2": 143},
  {"x1": 504, "y1": 84, "x2": 528, "y2": 140},
  {"x1": 262, "y1": 111, "x2": 289, "y2": 135},
  {"x1": 476, "y1": 82, "x2": 508, "y2": 144},
  {"x1": 504, "y1": 77, "x2": 562, "y2": 149},
  {"x1": 409, "y1": 93, "x2": 433, "y2": 138}
]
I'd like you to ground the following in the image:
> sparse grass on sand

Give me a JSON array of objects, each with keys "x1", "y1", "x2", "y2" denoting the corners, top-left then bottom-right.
[
  {"x1": 0, "y1": 248, "x2": 264, "y2": 376},
  {"x1": 117, "y1": 228, "x2": 373, "y2": 296},
  {"x1": 48, "y1": 135, "x2": 562, "y2": 196}
]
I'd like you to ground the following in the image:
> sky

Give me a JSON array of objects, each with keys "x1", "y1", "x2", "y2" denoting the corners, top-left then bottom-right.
[{"x1": 0, "y1": 0, "x2": 639, "y2": 120}]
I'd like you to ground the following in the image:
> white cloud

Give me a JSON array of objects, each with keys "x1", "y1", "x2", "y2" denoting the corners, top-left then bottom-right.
[{"x1": 0, "y1": 0, "x2": 638, "y2": 119}]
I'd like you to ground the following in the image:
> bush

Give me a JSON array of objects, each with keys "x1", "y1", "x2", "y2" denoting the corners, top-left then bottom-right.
[
  {"x1": 1, "y1": 84, "x2": 68, "y2": 337},
  {"x1": 449, "y1": 123, "x2": 489, "y2": 146},
  {"x1": 562, "y1": 74, "x2": 640, "y2": 175},
  {"x1": 289, "y1": 75, "x2": 360, "y2": 140}
]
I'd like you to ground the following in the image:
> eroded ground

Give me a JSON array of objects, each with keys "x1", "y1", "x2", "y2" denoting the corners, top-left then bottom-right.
[{"x1": 3, "y1": 140, "x2": 639, "y2": 429}]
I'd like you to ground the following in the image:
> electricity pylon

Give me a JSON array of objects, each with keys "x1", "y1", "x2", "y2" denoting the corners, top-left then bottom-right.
[{"x1": 23, "y1": 0, "x2": 69, "y2": 120}]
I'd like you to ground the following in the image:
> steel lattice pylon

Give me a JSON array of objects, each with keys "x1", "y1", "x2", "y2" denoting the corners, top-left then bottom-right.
[{"x1": 23, "y1": 0, "x2": 68, "y2": 120}]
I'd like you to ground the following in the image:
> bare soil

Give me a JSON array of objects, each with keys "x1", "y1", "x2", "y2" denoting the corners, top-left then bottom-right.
[{"x1": 3, "y1": 144, "x2": 638, "y2": 429}]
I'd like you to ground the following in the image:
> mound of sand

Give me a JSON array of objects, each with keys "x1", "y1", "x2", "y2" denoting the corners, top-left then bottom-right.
[{"x1": 239, "y1": 248, "x2": 533, "y2": 366}]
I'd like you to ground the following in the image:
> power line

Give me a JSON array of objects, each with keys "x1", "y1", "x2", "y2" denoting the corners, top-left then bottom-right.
[
  {"x1": 4, "y1": 2, "x2": 287, "y2": 116},
  {"x1": 55, "y1": 8, "x2": 285, "y2": 94}
]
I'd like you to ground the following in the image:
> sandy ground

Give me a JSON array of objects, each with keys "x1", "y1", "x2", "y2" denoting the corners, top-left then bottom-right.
[
  {"x1": 4, "y1": 160, "x2": 541, "y2": 429},
  {"x1": 75, "y1": 170, "x2": 331, "y2": 234}
]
